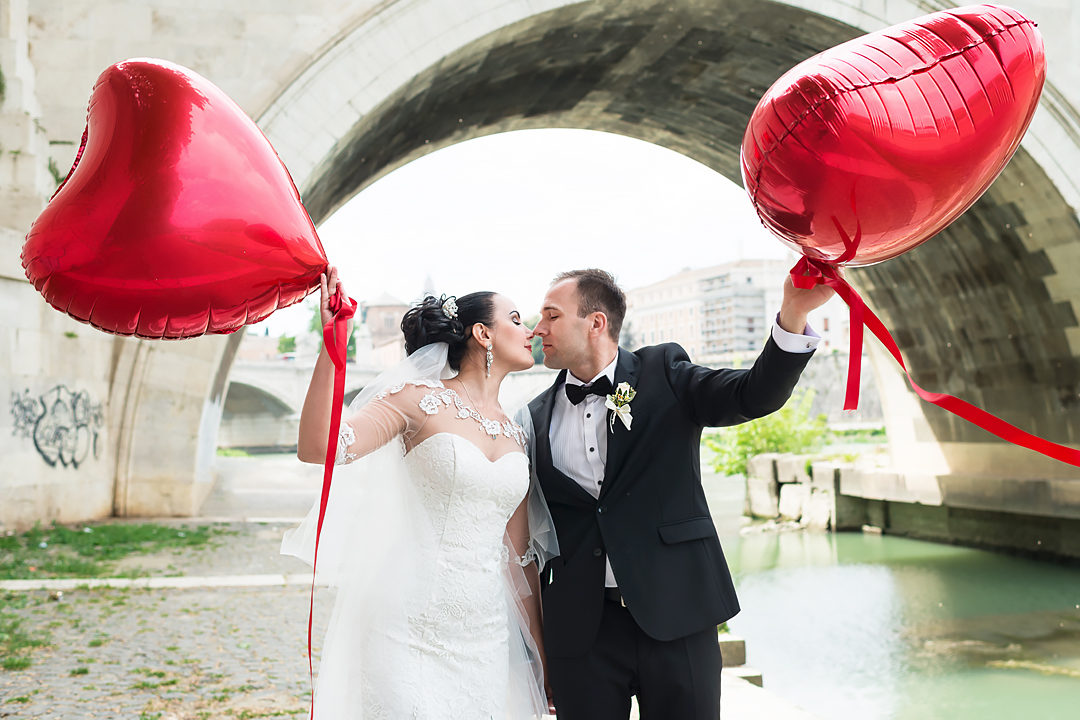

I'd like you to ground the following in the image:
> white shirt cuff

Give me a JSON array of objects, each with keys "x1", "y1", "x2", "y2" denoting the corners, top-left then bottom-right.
[{"x1": 771, "y1": 314, "x2": 820, "y2": 354}]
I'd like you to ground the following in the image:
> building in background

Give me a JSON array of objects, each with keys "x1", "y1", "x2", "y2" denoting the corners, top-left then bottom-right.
[
  {"x1": 361, "y1": 292, "x2": 411, "y2": 367},
  {"x1": 626, "y1": 258, "x2": 849, "y2": 364}
]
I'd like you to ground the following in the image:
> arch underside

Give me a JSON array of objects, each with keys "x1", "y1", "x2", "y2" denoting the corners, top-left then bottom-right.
[{"x1": 297, "y1": 0, "x2": 1080, "y2": 459}]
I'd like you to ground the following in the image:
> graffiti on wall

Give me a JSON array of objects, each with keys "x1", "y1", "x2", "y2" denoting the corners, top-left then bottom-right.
[{"x1": 10, "y1": 385, "x2": 104, "y2": 468}]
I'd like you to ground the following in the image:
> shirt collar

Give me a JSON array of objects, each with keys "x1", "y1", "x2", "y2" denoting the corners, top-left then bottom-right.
[{"x1": 565, "y1": 351, "x2": 619, "y2": 387}]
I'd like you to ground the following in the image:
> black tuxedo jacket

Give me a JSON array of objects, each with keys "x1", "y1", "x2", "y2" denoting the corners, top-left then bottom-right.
[{"x1": 526, "y1": 337, "x2": 813, "y2": 657}]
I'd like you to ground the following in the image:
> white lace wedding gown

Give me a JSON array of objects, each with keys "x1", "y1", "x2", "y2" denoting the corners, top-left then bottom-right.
[{"x1": 283, "y1": 381, "x2": 543, "y2": 720}]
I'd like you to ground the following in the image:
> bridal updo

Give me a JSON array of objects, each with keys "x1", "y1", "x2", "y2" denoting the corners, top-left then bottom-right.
[{"x1": 401, "y1": 292, "x2": 496, "y2": 371}]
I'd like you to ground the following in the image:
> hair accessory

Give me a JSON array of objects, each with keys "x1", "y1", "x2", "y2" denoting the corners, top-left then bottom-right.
[{"x1": 441, "y1": 296, "x2": 458, "y2": 319}]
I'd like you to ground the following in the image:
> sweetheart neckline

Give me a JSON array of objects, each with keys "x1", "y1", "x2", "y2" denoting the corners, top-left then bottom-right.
[{"x1": 406, "y1": 431, "x2": 527, "y2": 465}]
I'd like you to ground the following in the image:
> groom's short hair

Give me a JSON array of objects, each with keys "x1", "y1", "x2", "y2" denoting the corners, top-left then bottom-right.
[{"x1": 553, "y1": 268, "x2": 626, "y2": 342}]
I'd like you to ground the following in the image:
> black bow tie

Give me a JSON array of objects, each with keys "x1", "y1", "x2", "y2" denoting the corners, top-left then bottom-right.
[{"x1": 565, "y1": 376, "x2": 613, "y2": 406}]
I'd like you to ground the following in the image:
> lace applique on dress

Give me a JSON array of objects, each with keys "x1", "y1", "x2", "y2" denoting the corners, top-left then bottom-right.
[
  {"x1": 414, "y1": 387, "x2": 527, "y2": 446},
  {"x1": 335, "y1": 422, "x2": 359, "y2": 465},
  {"x1": 373, "y1": 378, "x2": 444, "y2": 402}
]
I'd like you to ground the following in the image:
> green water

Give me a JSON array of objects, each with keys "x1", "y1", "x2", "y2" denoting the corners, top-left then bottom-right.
[{"x1": 706, "y1": 477, "x2": 1080, "y2": 719}]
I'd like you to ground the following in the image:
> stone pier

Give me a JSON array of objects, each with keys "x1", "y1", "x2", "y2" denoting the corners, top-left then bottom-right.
[{"x1": 746, "y1": 452, "x2": 1080, "y2": 560}]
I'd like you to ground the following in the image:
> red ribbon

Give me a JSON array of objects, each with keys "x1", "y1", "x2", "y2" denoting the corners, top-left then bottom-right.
[
  {"x1": 307, "y1": 286, "x2": 357, "y2": 717},
  {"x1": 791, "y1": 256, "x2": 1080, "y2": 467}
]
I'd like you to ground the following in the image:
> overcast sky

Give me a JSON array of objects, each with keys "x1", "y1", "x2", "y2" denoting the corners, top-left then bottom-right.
[{"x1": 252, "y1": 128, "x2": 796, "y2": 336}]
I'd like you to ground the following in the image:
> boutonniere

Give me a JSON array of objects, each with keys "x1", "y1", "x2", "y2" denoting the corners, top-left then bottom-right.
[{"x1": 605, "y1": 382, "x2": 636, "y2": 431}]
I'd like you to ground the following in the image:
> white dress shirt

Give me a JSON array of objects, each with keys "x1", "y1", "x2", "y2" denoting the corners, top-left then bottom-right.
[
  {"x1": 548, "y1": 318, "x2": 819, "y2": 589},
  {"x1": 550, "y1": 353, "x2": 619, "y2": 586}
]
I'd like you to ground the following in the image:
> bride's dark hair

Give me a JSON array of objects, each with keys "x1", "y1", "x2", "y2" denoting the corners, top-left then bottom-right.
[{"x1": 401, "y1": 292, "x2": 496, "y2": 370}]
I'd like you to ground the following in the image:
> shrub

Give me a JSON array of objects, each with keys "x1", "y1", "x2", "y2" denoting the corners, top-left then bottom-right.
[{"x1": 703, "y1": 389, "x2": 827, "y2": 477}]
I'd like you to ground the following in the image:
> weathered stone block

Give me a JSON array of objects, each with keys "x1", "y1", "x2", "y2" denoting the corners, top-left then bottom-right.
[
  {"x1": 808, "y1": 460, "x2": 843, "y2": 491},
  {"x1": 803, "y1": 487, "x2": 833, "y2": 530},
  {"x1": 778, "y1": 482, "x2": 809, "y2": 521},
  {"x1": 900, "y1": 473, "x2": 944, "y2": 506},
  {"x1": 746, "y1": 453, "x2": 778, "y2": 483},
  {"x1": 746, "y1": 474, "x2": 779, "y2": 519},
  {"x1": 842, "y1": 469, "x2": 903, "y2": 501},
  {"x1": 885, "y1": 501, "x2": 949, "y2": 541},
  {"x1": 1050, "y1": 479, "x2": 1080, "y2": 521},
  {"x1": 833, "y1": 492, "x2": 869, "y2": 531},
  {"x1": 775, "y1": 454, "x2": 811, "y2": 485},
  {"x1": 717, "y1": 634, "x2": 746, "y2": 667},
  {"x1": 723, "y1": 665, "x2": 763, "y2": 687}
]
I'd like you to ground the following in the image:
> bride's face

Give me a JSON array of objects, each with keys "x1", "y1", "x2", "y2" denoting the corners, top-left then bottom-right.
[{"x1": 488, "y1": 294, "x2": 535, "y2": 372}]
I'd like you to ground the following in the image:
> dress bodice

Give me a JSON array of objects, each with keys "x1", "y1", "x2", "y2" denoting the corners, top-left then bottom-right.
[{"x1": 405, "y1": 432, "x2": 529, "y2": 566}]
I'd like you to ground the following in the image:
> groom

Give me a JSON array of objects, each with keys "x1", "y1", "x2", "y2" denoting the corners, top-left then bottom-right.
[{"x1": 525, "y1": 268, "x2": 832, "y2": 719}]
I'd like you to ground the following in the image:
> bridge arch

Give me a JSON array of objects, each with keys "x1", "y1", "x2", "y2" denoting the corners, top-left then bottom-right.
[
  {"x1": 254, "y1": 0, "x2": 1080, "y2": 480},
  {"x1": 7, "y1": 0, "x2": 1080, "y2": 526}
]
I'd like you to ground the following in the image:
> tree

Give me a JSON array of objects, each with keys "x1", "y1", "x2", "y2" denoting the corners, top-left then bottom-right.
[
  {"x1": 702, "y1": 388, "x2": 826, "y2": 476},
  {"x1": 277, "y1": 335, "x2": 297, "y2": 354}
]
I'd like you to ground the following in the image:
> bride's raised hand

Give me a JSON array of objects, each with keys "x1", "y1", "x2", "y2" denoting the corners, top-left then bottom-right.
[{"x1": 318, "y1": 266, "x2": 347, "y2": 329}]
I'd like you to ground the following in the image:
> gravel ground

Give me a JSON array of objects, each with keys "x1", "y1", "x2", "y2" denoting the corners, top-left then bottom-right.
[
  {"x1": 105, "y1": 521, "x2": 308, "y2": 578},
  {"x1": 2, "y1": 519, "x2": 331, "y2": 720}
]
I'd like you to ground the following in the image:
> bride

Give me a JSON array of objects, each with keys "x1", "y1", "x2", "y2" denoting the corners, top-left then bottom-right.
[{"x1": 282, "y1": 267, "x2": 554, "y2": 719}]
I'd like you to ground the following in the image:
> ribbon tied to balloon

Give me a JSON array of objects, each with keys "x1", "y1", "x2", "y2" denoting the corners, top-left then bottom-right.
[
  {"x1": 20, "y1": 58, "x2": 358, "y2": 712},
  {"x1": 742, "y1": 4, "x2": 1080, "y2": 466}
]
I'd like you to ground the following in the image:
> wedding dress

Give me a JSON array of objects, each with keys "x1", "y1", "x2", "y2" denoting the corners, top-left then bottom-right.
[{"x1": 282, "y1": 343, "x2": 553, "y2": 720}]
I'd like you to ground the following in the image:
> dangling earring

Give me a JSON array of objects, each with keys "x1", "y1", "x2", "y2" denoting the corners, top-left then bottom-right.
[{"x1": 485, "y1": 344, "x2": 494, "y2": 378}]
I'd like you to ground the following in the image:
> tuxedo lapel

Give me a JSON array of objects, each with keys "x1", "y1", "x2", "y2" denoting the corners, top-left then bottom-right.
[
  {"x1": 531, "y1": 371, "x2": 596, "y2": 506},
  {"x1": 532, "y1": 371, "x2": 563, "y2": 481},
  {"x1": 599, "y1": 348, "x2": 639, "y2": 500}
]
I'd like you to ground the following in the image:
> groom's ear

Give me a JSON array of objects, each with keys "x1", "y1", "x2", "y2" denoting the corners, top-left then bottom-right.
[{"x1": 589, "y1": 311, "x2": 609, "y2": 338}]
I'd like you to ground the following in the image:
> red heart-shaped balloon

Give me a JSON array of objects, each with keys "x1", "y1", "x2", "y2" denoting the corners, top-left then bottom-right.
[
  {"x1": 740, "y1": 4, "x2": 1045, "y2": 266},
  {"x1": 22, "y1": 58, "x2": 328, "y2": 339}
]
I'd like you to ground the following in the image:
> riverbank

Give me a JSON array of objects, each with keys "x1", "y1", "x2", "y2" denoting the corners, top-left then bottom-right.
[{"x1": 713, "y1": 490, "x2": 1080, "y2": 720}]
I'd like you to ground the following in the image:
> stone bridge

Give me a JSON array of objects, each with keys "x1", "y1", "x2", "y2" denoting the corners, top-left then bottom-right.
[
  {"x1": 3, "y1": 0, "x2": 1080, "y2": 529},
  {"x1": 217, "y1": 361, "x2": 379, "y2": 452}
]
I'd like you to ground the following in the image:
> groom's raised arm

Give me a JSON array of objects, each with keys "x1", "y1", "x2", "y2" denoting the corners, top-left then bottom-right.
[
  {"x1": 664, "y1": 333, "x2": 813, "y2": 428},
  {"x1": 667, "y1": 275, "x2": 831, "y2": 427}
]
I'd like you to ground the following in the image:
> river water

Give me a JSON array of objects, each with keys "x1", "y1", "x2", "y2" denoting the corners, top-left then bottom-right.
[{"x1": 703, "y1": 474, "x2": 1080, "y2": 719}]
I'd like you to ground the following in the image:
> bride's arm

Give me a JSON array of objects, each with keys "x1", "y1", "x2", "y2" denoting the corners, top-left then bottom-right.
[
  {"x1": 298, "y1": 267, "x2": 348, "y2": 463},
  {"x1": 297, "y1": 266, "x2": 419, "y2": 464},
  {"x1": 299, "y1": 392, "x2": 414, "y2": 465},
  {"x1": 297, "y1": 342, "x2": 342, "y2": 463}
]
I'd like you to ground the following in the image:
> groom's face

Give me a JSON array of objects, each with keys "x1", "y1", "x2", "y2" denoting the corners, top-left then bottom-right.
[{"x1": 533, "y1": 279, "x2": 591, "y2": 370}]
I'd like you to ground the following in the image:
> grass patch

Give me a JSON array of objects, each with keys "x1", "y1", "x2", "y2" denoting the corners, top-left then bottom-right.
[
  {"x1": 70, "y1": 666, "x2": 89, "y2": 675},
  {"x1": 2, "y1": 656, "x2": 32, "y2": 671},
  {"x1": 1, "y1": 604, "x2": 50, "y2": 670},
  {"x1": 0, "y1": 522, "x2": 236, "y2": 579},
  {"x1": 216, "y1": 447, "x2": 251, "y2": 457}
]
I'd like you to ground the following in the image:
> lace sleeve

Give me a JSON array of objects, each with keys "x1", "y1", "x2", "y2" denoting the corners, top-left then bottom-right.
[{"x1": 334, "y1": 382, "x2": 439, "y2": 465}]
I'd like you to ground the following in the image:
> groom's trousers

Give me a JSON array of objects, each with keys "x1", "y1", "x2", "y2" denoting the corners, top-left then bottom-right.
[{"x1": 547, "y1": 594, "x2": 722, "y2": 720}]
